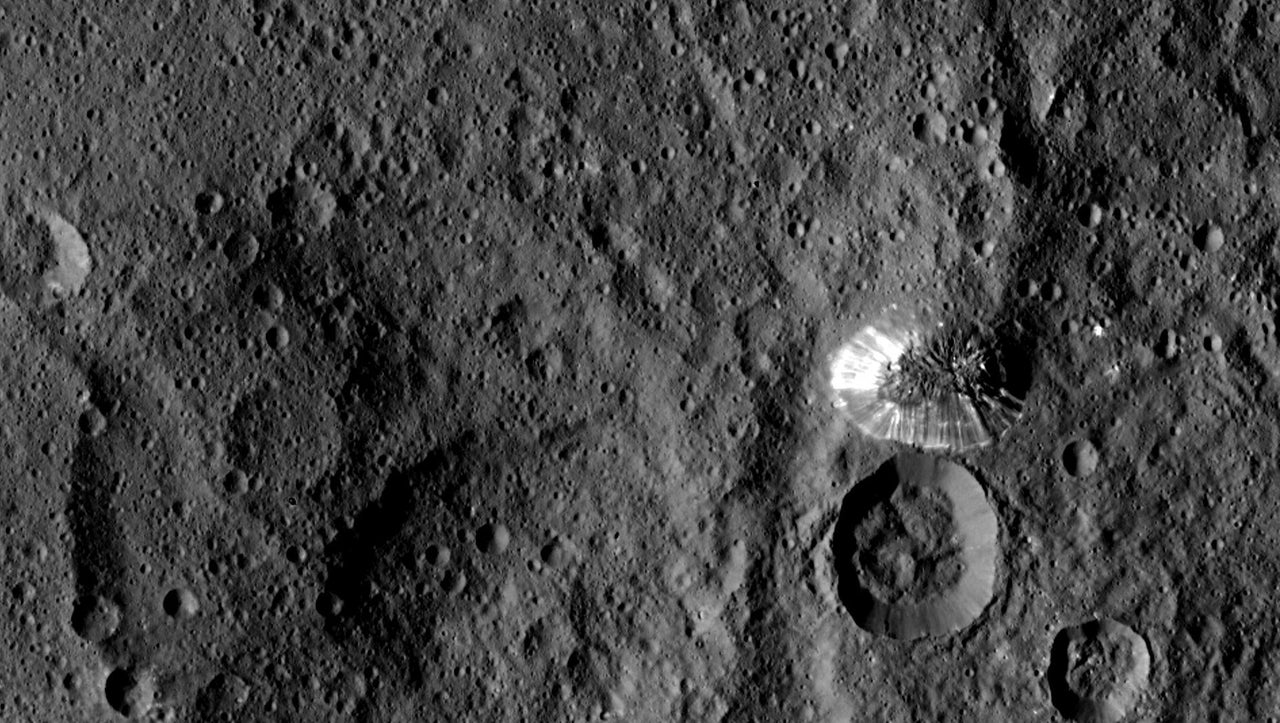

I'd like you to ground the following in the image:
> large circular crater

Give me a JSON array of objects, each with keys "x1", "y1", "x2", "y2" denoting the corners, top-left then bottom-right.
[
  {"x1": 1048, "y1": 618, "x2": 1151, "y2": 723},
  {"x1": 832, "y1": 451, "x2": 999, "y2": 640}
]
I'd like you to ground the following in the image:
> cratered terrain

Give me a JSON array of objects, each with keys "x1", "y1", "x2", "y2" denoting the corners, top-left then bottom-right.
[{"x1": 0, "y1": 0, "x2": 1278, "y2": 721}]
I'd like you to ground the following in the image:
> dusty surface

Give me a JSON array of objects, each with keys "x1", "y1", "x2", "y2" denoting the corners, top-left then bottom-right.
[{"x1": 1, "y1": 0, "x2": 1278, "y2": 721}]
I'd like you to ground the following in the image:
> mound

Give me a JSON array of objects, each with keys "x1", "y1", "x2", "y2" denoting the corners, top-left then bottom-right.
[{"x1": 828, "y1": 305, "x2": 1027, "y2": 451}]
